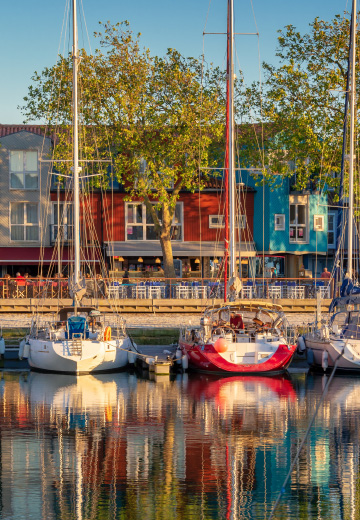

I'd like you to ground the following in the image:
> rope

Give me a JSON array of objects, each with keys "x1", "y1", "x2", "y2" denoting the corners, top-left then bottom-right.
[{"x1": 267, "y1": 345, "x2": 345, "y2": 520}]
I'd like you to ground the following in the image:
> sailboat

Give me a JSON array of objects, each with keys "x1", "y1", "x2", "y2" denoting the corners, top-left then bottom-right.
[
  {"x1": 178, "y1": 0, "x2": 296, "y2": 375},
  {"x1": 20, "y1": 0, "x2": 135, "y2": 374},
  {"x1": 302, "y1": 0, "x2": 360, "y2": 372}
]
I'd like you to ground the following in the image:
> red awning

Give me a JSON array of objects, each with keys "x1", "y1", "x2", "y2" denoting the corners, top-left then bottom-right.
[{"x1": 0, "y1": 247, "x2": 100, "y2": 264}]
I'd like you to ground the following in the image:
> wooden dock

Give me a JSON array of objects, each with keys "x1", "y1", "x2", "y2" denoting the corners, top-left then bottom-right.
[{"x1": 0, "y1": 297, "x2": 332, "y2": 314}]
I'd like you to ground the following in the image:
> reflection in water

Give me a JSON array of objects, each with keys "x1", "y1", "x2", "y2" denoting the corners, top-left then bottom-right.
[{"x1": 0, "y1": 371, "x2": 360, "y2": 518}]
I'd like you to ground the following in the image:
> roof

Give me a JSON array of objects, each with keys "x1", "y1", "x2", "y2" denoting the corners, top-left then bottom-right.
[{"x1": 0, "y1": 124, "x2": 55, "y2": 140}]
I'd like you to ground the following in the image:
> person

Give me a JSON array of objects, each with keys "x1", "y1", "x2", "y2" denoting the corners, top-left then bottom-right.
[
  {"x1": 321, "y1": 267, "x2": 331, "y2": 279},
  {"x1": 230, "y1": 312, "x2": 244, "y2": 331},
  {"x1": 96, "y1": 273, "x2": 106, "y2": 298},
  {"x1": 271, "y1": 267, "x2": 277, "y2": 279},
  {"x1": 122, "y1": 270, "x2": 130, "y2": 285}
]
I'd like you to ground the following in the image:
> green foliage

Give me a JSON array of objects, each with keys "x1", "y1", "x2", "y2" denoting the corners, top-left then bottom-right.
[
  {"x1": 21, "y1": 22, "x2": 225, "y2": 277},
  {"x1": 240, "y1": 14, "x2": 356, "y2": 191}
]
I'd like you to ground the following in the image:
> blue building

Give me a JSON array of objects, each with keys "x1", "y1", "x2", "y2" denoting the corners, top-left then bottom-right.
[{"x1": 242, "y1": 171, "x2": 328, "y2": 278}]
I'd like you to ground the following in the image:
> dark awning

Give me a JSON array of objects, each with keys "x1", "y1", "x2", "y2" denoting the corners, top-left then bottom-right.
[
  {"x1": 105, "y1": 241, "x2": 256, "y2": 258},
  {"x1": 0, "y1": 247, "x2": 100, "y2": 264}
]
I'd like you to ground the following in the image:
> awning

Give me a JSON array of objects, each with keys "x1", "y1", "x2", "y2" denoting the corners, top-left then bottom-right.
[
  {"x1": 261, "y1": 251, "x2": 327, "y2": 256},
  {"x1": 105, "y1": 241, "x2": 256, "y2": 258},
  {"x1": 0, "y1": 247, "x2": 101, "y2": 264}
]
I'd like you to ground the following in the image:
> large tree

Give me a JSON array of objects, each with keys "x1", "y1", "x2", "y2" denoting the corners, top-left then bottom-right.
[
  {"x1": 21, "y1": 22, "x2": 224, "y2": 278},
  {"x1": 238, "y1": 14, "x2": 357, "y2": 192}
]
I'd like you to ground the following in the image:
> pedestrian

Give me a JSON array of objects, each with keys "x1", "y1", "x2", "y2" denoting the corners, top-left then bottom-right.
[
  {"x1": 122, "y1": 270, "x2": 129, "y2": 285},
  {"x1": 321, "y1": 267, "x2": 331, "y2": 279}
]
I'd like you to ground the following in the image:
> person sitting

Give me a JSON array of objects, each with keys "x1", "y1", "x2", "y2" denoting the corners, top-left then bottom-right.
[{"x1": 230, "y1": 312, "x2": 244, "y2": 331}]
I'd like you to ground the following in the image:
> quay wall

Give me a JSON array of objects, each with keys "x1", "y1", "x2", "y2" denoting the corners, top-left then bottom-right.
[{"x1": 0, "y1": 297, "x2": 331, "y2": 314}]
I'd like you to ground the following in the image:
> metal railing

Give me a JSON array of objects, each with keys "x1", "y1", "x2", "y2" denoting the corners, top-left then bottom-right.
[{"x1": 0, "y1": 276, "x2": 334, "y2": 301}]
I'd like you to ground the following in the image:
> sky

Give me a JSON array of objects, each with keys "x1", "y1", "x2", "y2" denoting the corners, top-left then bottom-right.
[{"x1": 0, "y1": 0, "x2": 351, "y2": 124}]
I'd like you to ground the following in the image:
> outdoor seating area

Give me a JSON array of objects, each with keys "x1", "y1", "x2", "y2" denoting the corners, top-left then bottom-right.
[{"x1": 0, "y1": 277, "x2": 333, "y2": 300}]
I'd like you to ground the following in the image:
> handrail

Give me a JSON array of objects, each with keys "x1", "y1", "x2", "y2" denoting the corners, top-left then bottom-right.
[{"x1": 0, "y1": 276, "x2": 334, "y2": 300}]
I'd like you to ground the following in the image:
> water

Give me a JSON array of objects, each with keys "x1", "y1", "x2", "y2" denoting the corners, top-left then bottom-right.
[{"x1": 0, "y1": 370, "x2": 359, "y2": 520}]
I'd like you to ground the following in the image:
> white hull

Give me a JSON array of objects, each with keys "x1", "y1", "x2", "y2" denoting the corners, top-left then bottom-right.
[
  {"x1": 28, "y1": 337, "x2": 131, "y2": 374},
  {"x1": 305, "y1": 335, "x2": 360, "y2": 371}
]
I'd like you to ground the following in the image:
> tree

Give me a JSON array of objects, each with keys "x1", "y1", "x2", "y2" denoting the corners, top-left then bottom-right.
[
  {"x1": 238, "y1": 14, "x2": 356, "y2": 192},
  {"x1": 21, "y1": 22, "x2": 225, "y2": 278}
]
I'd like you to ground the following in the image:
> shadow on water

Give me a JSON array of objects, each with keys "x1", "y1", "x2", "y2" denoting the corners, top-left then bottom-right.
[{"x1": 0, "y1": 368, "x2": 359, "y2": 519}]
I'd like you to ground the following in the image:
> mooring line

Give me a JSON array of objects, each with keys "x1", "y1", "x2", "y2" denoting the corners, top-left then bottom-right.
[{"x1": 267, "y1": 346, "x2": 345, "y2": 520}]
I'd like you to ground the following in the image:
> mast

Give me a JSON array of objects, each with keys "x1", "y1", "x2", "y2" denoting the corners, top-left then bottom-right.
[
  {"x1": 228, "y1": 0, "x2": 236, "y2": 279},
  {"x1": 348, "y1": 0, "x2": 356, "y2": 279},
  {"x1": 72, "y1": 0, "x2": 80, "y2": 285},
  {"x1": 224, "y1": 4, "x2": 230, "y2": 301}
]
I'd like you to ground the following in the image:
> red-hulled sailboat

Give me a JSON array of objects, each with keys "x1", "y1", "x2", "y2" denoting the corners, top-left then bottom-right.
[{"x1": 178, "y1": 0, "x2": 296, "y2": 375}]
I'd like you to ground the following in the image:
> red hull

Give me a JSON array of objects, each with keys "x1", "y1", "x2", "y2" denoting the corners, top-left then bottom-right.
[
  {"x1": 186, "y1": 374, "x2": 297, "y2": 402},
  {"x1": 179, "y1": 341, "x2": 296, "y2": 375}
]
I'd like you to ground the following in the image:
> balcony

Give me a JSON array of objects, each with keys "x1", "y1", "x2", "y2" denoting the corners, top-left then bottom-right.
[{"x1": 50, "y1": 225, "x2": 74, "y2": 245}]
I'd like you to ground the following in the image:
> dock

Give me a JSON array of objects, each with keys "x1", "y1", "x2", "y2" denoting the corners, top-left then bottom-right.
[{"x1": 0, "y1": 297, "x2": 331, "y2": 314}]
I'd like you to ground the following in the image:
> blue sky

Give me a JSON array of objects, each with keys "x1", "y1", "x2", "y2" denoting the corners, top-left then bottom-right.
[{"x1": 0, "y1": 0, "x2": 349, "y2": 123}]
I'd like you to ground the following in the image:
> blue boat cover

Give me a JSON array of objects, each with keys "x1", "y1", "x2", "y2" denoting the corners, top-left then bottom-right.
[{"x1": 66, "y1": 316, "x2": 89, "y2": 339}]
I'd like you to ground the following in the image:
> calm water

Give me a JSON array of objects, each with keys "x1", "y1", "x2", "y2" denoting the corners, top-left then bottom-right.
[{"x1": 0, "y1": 369, "x2": 359, "y2": 520}]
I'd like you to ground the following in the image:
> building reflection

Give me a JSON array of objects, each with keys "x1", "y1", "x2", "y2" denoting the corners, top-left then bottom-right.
[{"x1": 0, "y1": 371, "x2": 359, "y2": 519}]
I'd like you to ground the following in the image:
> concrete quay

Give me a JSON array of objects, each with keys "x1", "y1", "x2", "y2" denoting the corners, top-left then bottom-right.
[{"x1": 0, "y1": 297, "x2": 331, "y2": 315}]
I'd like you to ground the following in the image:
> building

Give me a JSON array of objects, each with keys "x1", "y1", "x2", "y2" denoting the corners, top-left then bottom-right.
[
  {"x1": 0, "y1": 125, "x2": 257, "y2": 278},
  {"x1": 244, "y1": 171, "x2": 328, "y2": 278}
]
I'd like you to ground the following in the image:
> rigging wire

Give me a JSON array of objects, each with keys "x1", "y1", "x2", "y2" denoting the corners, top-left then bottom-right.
[{"x1": 267, "y1": 348, "x2": 345, "y2": 520}]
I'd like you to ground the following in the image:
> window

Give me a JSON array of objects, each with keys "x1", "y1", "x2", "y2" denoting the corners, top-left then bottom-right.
[
  {"x1": 126, "y1": 202, "x2": 183, "y2": 241},
  {"x1": 289, "y1": 203, "x2": 307, "y2": 242},
  {"x1": 328, "y1": 212, "x2": 336, "y2": 249},
  {"x1": 274, "y1": 214, "x2": 285, "y2": 231},
  {"x1": 10, "y1": 202, "x2": 39, "y2": 241},
  {"x1": 313, "y1": 215, "x2": 324, "y2": 231},
  {"x1": 209, "y1": 215, "x2": 246, "y2": 229},
  {"x1": 10, "y1": 151, "x2": 38, "y2": 189},
  {"x1": 51, "y1": 202, "x2": 73, "y2": 243}
]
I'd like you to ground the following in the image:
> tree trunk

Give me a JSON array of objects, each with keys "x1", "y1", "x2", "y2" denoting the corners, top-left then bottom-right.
[{"x1": 160, "y1": 234, "x2": 176, "y2": 279}]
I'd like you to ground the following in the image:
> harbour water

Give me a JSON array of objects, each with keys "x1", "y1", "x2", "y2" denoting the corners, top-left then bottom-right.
[{"x1": 1, "y1": 369, "x2": 359, "y2": 519}]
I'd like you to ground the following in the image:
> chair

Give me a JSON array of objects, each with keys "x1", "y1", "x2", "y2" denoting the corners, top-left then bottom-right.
[
  {"x1": 16, "y1": 281, "x2": 27, "y2": 298},
  {"x1": 108, "y1": 286, "x2": 119, "y2": 298},
  {"x1": 176, "y1": 286, "x2": 190, "y2": 298},
  {"x1": 268, "y1": 285, "x2": 281, "y2": 299},
  {"x1": 132, "y1": 286, "x2": 147, "y2": 299}
]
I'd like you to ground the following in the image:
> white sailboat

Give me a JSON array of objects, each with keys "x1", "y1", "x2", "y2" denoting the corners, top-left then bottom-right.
[
  {"x1": 302, "y1": 0, "x2": 360, "y2": 372},
  {"x1": 178, "y1": 0, "x2": 297, "y2": 375},
  {"x1": 21, "y1": 0, "x2": 135, "y2": 374}
]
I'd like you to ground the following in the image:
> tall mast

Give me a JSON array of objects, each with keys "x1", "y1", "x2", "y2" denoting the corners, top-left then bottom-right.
[
  {"x1": 72, "y1": 0, "x2": 80, "y2": 285},
  {"x1": 348, "y1": 0, "x2": 356, "y2": 279},
  {"x1": 224, "y1": 4, "x2": 230, "y2": 301},
  {"x1": 228, "y1": 0, "x2": 236, "y2": 279}
]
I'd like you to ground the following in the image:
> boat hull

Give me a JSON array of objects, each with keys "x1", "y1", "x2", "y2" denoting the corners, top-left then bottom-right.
[
  {"x1": 28, "y1": 337, "x2": 131, "y2": 374},
  {"x1": 179, "y1": 340, "x2": 296, "y2": 375},
  {"x1": 305, "y1": 336, "x2": 360, "y2": 372}
]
